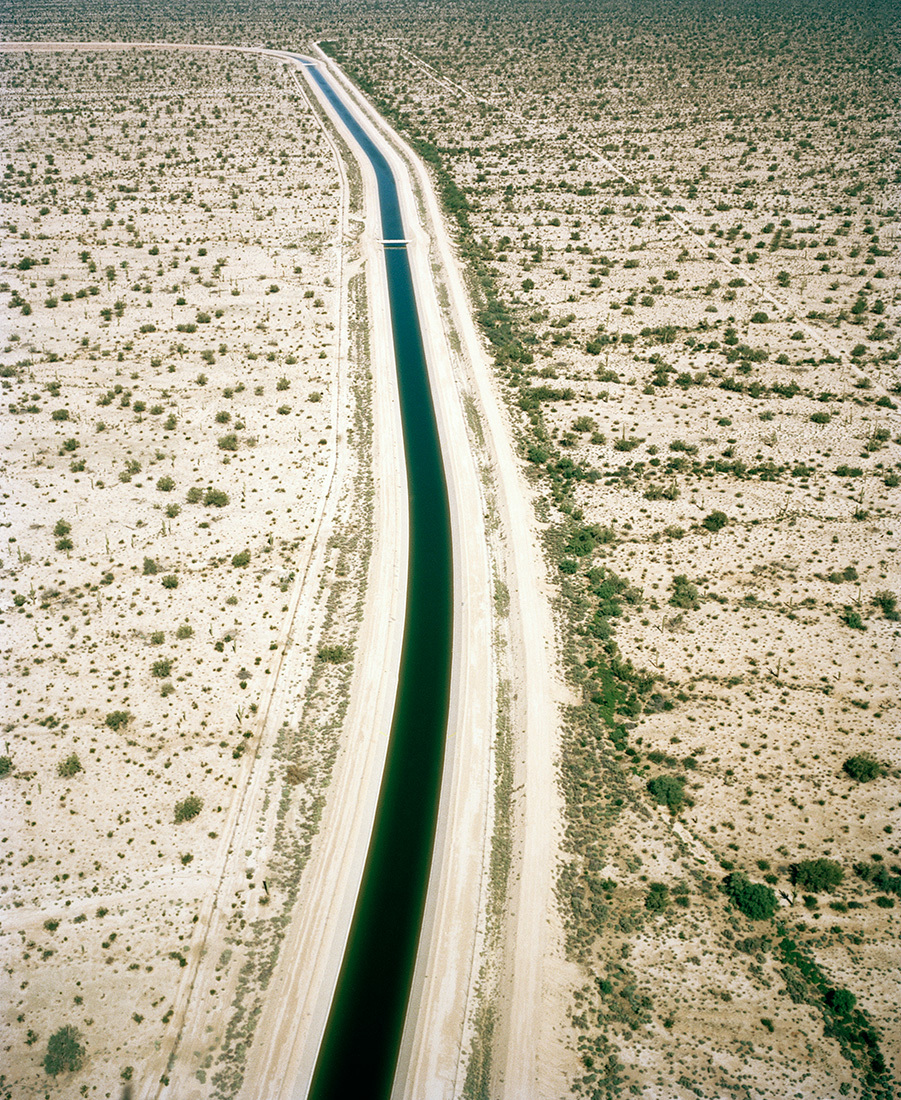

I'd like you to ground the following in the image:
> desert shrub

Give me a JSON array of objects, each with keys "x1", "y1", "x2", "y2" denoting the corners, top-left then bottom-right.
[
  {"x1": 57, "y1": 754, "x2": 82, "y2": 778},
  {"x1": 186, "y1": 486, "x2": 203, "y2": 503},
  {"x1": 151, "y1": 658, "x2": 172, "y2": 678},
  {"x1": 174, "y1": 794, "x2": 203, "y2": 823},
  {"x1": 317, "y1": 644, "x2": 350, "y2": 663},
  {"x1": 231, "y1": 549, "x2": 251, "y2": 568},
  {"x1": 156, "y1": 476, "x2": 175, "y2": 492},
  {"x1": 218, "y1": 434, "x2": 238, "y2": 452},
  {"x1": 143, "y1": 557, "x2": 158, "y2": 575},
  {"x1": 790, "y1": 859, "x2": 844, "y2": 892},
  {"x1": 873, "y1": 590, "x2": 899, "y2": 620},
  {"x1": 669, "y1": 575, "x2": 699, "y2": 609},
  {"x1": 841, "y1": 608, "x2": 866, "y2": 630},
  {"x1": 645, "y1": 883, "x2": 670, "y2": 911},
  {"x1": 701, "y1": 511, "x2": 728, "y2": 532},
  {"x1": 43, "y1": 1025, "x2": 85, "y2": 1075},
  {"x1": 0, "y1": 755, "x2": 13, "y2": 777},
  {"x1": 843, "y1": 754, "x2": 884, "y2": 782},
  {"x1": 53, "y1": 519, "x2": 71, "y2": 538},
  {"x1": 826, "y1": 988, "x2": 857, "y2": 1014},
  {"x1": 165, "y1": 503, "x2": 181, "y2": 518},
  {"x1": 724, "y1": 872, "x2": 778, "y2": 920},
  {"x1": 105, "y1": 710, "x2": 131, "y2": 731},
  {"x1": 161, "y1": 575, "x2": 179, "y2": 590},
  {"x1": 203, "y1": 488, "x2": 229, "y2": 507},
  {"x1": 564, "y1": 523, "x2": 615, "y2": 556},
  {"x1": 646, "y1": 774, "x2": 686, "y2": 814},
  {"x1": 176, "y1": 623, "x2": 194, "y2": 640}
]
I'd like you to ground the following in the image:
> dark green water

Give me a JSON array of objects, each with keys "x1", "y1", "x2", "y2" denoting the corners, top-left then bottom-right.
[{"x1": 301, "y1": 61, "x2": 454, "y2": 1100}]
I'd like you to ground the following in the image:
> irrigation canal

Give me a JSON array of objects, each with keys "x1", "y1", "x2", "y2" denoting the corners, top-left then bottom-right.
[{"x1": 299, "y1": 58, "x2": 455, "y2": 1100}]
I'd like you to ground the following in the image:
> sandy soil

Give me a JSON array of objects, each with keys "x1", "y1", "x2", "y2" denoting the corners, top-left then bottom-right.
[
  {"x1": 0, "y1": 43, "x2": 372, "y2": 1100},
  {"x1": 0, "y1": 38, "x2": 560, "y2": 1100},
  {"x1": 318, "y1": 16, "x2": 901, "y2": 1096}
]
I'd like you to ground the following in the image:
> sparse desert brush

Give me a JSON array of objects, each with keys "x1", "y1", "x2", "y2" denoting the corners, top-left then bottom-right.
[
  {"x1": 57, "y1": 753, "x2": 83, "y2": 778},
  {"x1": 843, "y1": 753, "x2": 884, "y2": 782},
  {"x1": 174, "y1": 794, "x2": 203, "y2": 823},
  {"x1": 317, "y1": 644, "x2": 350, "y2": 664},
  {"x1": 43, "y1": 1025, "x2": 85, "y2": 1076},
  {"x1": 105, "y1": 711, "x2": 131, "y2": 731}
]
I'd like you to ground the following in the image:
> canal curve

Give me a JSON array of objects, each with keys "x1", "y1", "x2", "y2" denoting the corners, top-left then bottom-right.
[{"x1": 298, "y1": 58, "x2": 455, "y2": 1100}]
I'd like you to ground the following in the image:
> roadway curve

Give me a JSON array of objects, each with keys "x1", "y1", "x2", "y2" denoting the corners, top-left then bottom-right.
[{"x1": 0, "y1": 39, "x2": 567, "y2": 1099}]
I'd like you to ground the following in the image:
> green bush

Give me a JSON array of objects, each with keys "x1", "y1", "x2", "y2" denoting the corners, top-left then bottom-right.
[
  {"x1": 186, "y1": 486, "x2": 203, "y2": 503},
  {"x1": 841, "y1": 608, "x2": 865, "y2": 630},
  {"x1": 43, "y1": 1025, "x2": 85, "y2": 1075},
  {"x1": 564, "y1": 523, "x2": 614, "y2": 556},
  {"x1": 151, "y1": 658, "x2": 172, "y2": 678},
  {"x1": 231, "y1": 549, "x2": 251, "y2": 568},
  {"x1": 0, "y1": 755, "x2": 13, "y2": 777},
  {"x1": 317, "y1": 644, "x2": 350, "y2": 664},
  {"x1": 724, "y1": 872, "x2": 778, "y2": 921},
  {"x1": 176, "y1": 623, "x2": 194, "y2": 640},
  {"x1": 217, "y1": 434, "x2": 238, "y2": 452},
  {"x1": 105, "y1": 710, "x2": 131, "y2": 731},
  {"x1": 161, "y1": 575, "x2": 179, "y2": 590},
  {"x1": 646, "y1": 774, "x2": 687, "y2": 814},
  {"x1": 203, "y1": 488, "x2": 229, "y2": 507},
  {"x1": 143, "y1": 557, "x2": 158, "y2": 575},
  {"x1": 165, "y1": 503, "x2": 181, "y2": 518},
  {"x1": 645, "y1": 882, "x2": 670, "y2": 911},
  {"x1": 669, "y1": 575, "x2": 699, "y2": 609},
  {"x1": 174, "y1": 794, "x2": 203, "y2": 823},
  {"x1": 843, "y1": 754, "x2": 883, "y2": 782},
  {"x1": 873, "y1": 590, "x2": 899, "y2": 620},
  {"x1": 156, "y1": 476, "x2": 175, "y2": 492},
  {"x1": 53, "y1": 519, "x2": 71, "y2": 538},
  {"x1": 826, "y1": 988, "x2": 856, "y2": 1015},
  {"x1": 790, "y1": 858, "x2": 844, "y2": 892},
  {"x1": 701, "y1": 511, "x2": 728, "y2": 533},
  {"x1": 57, "y1": 754, "x2": 83, "y2": 778}
]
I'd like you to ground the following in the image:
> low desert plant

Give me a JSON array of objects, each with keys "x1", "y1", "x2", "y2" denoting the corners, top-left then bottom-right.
[
  {"x1": 174, "y1": 794, "x2": 203, "y2": 823},
  {"x1": 317, "y1": 644, "x2": 350, "y2": 664},
  {"x1": 43, "y1": 1025, "x2": 85, "y2": 1075},
  {"x1": 843, "y1": 754, "x2": 884, "y2": 782},
  {"x1": 724, "y1": 872, "x2": 778, "y2": 920},
  {"x1": 57, "y1": 753, "x2": 83, "y2": 778},
  {"x1": 646, "y1": 774, "x2": 687, "y2": 814},
  {"x1": 790, "y1": 858, "x2": 844, "y2": 892}
]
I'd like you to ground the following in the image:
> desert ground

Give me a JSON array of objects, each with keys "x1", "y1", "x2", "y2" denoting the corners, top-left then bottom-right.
[
  {"x1": 321, "y1": 5, "x2": 901, "y2": 1098},
  {"x1": 1, "y1": 2, "x2": 900, "y2": 1099},
  {"x1": 0, "y1": 44, "x2": 381, "y2": 1099}
]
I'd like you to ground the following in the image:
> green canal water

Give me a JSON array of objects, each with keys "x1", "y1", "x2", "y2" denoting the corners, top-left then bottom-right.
[{"x1": 301, "y1": 60, "x2": 454, "y2": 1100}]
